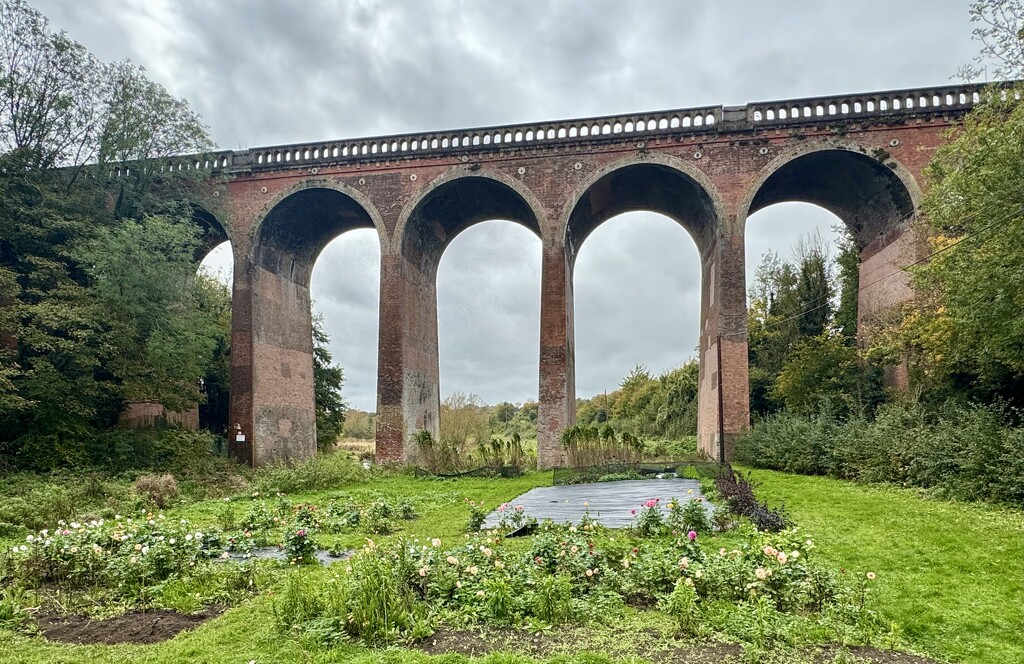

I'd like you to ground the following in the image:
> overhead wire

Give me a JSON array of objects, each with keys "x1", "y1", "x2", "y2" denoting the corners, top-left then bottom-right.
[{"x1": 757, "y1": 204, "x2": 1024, "y2": 330}]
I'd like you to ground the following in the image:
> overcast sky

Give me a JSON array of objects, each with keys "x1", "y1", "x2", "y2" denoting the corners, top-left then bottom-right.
[{"x1": 33, "y1": 0, "x2": 983, "y2": 411}]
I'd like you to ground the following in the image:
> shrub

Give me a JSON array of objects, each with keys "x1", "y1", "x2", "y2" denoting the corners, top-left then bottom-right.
[
  {"x1": 736, "y1": 401, "x2": 1024, "y2": 505},
  {"x1": 134, "y1": 473, "x2": 180, "y2": 508},
  {"x1": 663, "y1": 577, "x2": 702, "y2": 636},
  {"x1": 251, "y1": 453, "x2": 369, "y2": 495},
  {"x1": 283, "y1": 527, "x2": 316, "y2": 565},
  {"x1": 667, "y1": 496, "x2": 713, "y2": 535},
  {"x1": 714, "y1": 465, "x2": 789, "y2": 532}
]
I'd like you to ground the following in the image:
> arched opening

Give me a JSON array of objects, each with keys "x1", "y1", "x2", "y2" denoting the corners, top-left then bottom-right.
[
  {"x1": 244, "y1": 186, "x2": 380, "y2": 465},
  {"x1": 437, "y1": 221, "x2": 541, "y2": 404},
  {"x1": 196, "y1": 239, "x2": 233, "y2": 441},
  {"x1": 392, "y1": 175, "x2": 542, "y2": 465},
  {"x1": 743, "y1": 148, "x2": 918, "y2": 416},
  {"x1": 566, "y1": 162, "x2": 717, "y2": 257},
  {"x1": 744, "y1": 202, "x2": 848, "y2": 419},
  {"x1": 118, "y1": 204, "x2": 234, "y2": 441},
  {"x1": 574, "y1": 212, "x2": 702, "y2": 443},
  {"x1": 560, "y1": 161, "x2": 723, "y2": 464},
  {"x1": 747, "y1": 149, "x2": 915, "y2": 251},
  {"x1": 309, "y1": 230, "x2": 381, "y2": 451}
]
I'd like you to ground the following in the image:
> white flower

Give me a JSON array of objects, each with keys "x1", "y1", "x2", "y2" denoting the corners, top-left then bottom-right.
[
  {"x1": 141, "y1": 546, "x2": 149, "y2": 555},
  {"x1": 169, "y1": 538, "x2": 176, "y2": 545},
  {"x1": 185, "y1": 534, "x2": 193, "y2": 542},
  {"x1": 194, "y1": 532, "x2": 204, "y2": 540},
  {"x1": 25, "y1": 535, "x2": 33, "y2": 542},
  {"x1": 70, "y1": 522, "x2": 80, "y2": 529}
]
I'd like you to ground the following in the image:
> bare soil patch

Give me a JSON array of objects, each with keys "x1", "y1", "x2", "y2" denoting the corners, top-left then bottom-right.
[
  {"x1": 36, "y1": 607, "x2": 222, "y2": 645},
  {"x1": 413, "y1": 627, "x2": 940, "y2": 663}
]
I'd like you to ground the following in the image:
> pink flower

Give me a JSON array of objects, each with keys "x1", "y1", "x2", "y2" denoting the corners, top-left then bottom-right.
[
  {"x1": 644, "y1": 499, "x2": 659, "y2": 508},
  {"x1": 497, "y1": 503, "x2": 508, "y2": 513},
  {"x1": 296, "y1": 529, "x2": 306, "y2": 537},
  {"x1": 514, "y1": 505, "x2": 524, "y2": 512},
  {"x1": 630, "y1": 509, "x2": 637, "y2": 515},
  {"x1": 688, "y1": 530, "x2": 697, "y2": 541}
]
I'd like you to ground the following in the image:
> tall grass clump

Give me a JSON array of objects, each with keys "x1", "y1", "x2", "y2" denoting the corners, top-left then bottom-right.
[
  {"x1": 252, "y1": 452, "x2": 371, "y2": 495},
  {"x1": 560, "y1": 424, "x2": 643, "y2": 467},
  {"x1": 273, "y1": 542, "x2": 428, "y2": 645},
  {"x1": 736, "y1": 401, "x2": 1024, "y2": 504}
]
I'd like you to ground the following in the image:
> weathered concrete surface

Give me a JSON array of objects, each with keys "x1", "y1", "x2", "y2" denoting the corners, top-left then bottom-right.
[
  {"x1": 182, "y1": 84, "x2": 987, "y2": 467},
  {"x1": 481, "y1": 479, "x2": 714, "y2": 529}
]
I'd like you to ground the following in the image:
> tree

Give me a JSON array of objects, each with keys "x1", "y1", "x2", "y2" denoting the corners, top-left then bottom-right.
[
  {"x1": 832, "y1": 229, "x2": 860, "y2": 341},
  {"x1": 492, "y1": 401, "x2": 516, "y2": 425},
  {"x1": 868, "y1": 83, "x2": 1024, "y2": 402},
  {"x1": 76, "y1": 213, "x2": 221, "y2": 410},
  {"x1": 312, "y1": 315, "x2": 345, "y2": 450},
  {"x1": 439, "y1": 392, "x2": 490, "y2": 451},
  {"x1": 0, "y1": 2, "x2": 224, "y2": 468},
  {"x1": 0, "y1": 0, "x2": 106, "y2": 171},
  {"x1": 773, "y1": 333, "x2": 881, "y2": 417},
  {"x1": 959, "y1": 0, "x2": 1024, "y2": 81},
  {"x1": 98, "y1": 60, "x2": 212, "y2": 219},
  {"x1": 793, "y1": 235, "x2": 832, "y2": 338}
]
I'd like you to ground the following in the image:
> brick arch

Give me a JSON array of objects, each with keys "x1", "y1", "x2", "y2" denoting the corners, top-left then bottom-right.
[
  {"x1": 250, "y1": 179, "x2": 387, "y2": 288},
  {"x1": 561, "y1": 153, "x2": 727, "y2": 262},
  {"x1": 239, "y1": 180, "x2": 387, "y2": 467},
  {"x1": 738, "y1": 142, "x2": 922, "y2": 250},
  {"x1": 189, "y1": 204, "x2": 231, "y2": 263},
  {"x1": 395, "y1": 170, "x2": 546, "y2": 272}
]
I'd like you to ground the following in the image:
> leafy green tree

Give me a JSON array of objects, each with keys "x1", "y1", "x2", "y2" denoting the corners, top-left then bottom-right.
[
  {"x1": 793, "y1": 236, "x2": 832, "y2": 338},
  {"x1": 869, "y1": 83, "x2": 1024, "y2": 402},
  {"x1": 76, "y1": 213, "x2": 220, "y2": 410},
  {"x1": 312, "y1": 315, "x2": 346, "y2": 450},
  {"x1": 0, "y1": 0, "x2": 106, "y2": 171},
  {"x1": 0, "y1": 1, "x2": 225, "y2": 468},
  {"x1": 832, "y1": 229, "x2": 860, "y2": 341},
  {"x1": 492, "y1": 401, "x2": 516, "y2": 425},
  {"x1": 773, "y1": 333, "x2": 881, "y2": 416}
]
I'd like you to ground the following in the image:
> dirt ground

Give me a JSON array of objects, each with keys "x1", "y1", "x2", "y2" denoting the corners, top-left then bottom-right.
[
  {"x1": 413, "y1": 627, "x2": 941, "y2": 663},
  {"x1": 36, "y1": 607, "x2": 222, "y2": 645},
  {"x1": 34, "y1": 610, "x2": 939, "y2": 662}
]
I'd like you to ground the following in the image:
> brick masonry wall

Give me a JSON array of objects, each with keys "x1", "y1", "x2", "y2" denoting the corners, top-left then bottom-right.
[{"x1": 202, "y1": 112, "x2": 957, "y2": 467}]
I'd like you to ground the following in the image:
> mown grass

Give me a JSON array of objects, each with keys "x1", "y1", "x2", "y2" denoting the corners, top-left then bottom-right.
[{"x1": 745, "y1": 467, "x2": 1024, "y2": 664}]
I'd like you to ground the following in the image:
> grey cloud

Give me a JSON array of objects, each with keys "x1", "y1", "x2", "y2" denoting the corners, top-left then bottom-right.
[{"x1": 40, "y1": 0, "x2": 982, "y2": 410}]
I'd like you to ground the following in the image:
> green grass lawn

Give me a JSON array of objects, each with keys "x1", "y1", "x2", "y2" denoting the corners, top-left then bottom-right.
[
  {"x1": 1, "y1": 465, "x2": 1022, "y2": 663},
  {"x1": 746, "y1": 468, "x2": 1024, "y2": 664}
]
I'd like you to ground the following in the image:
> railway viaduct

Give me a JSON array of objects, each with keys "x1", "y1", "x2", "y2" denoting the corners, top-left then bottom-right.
[{"x1": 173, "y1": 83, "x2": 986, "y2": 468}]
